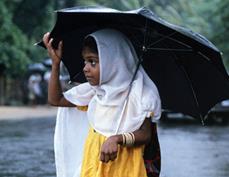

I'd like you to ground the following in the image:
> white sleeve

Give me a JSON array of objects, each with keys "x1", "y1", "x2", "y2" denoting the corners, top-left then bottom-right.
[
  {"x1": 142, "y1": 92, "x2": 162, "y2": 123},
  {"x1": 63, "y1": 83, "x2": 95, "y2": 106}
]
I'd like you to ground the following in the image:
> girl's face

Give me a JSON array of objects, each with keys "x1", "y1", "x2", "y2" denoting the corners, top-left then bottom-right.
[{"x1": 82, "y1": 46, "x2": 100, "y2": 86}]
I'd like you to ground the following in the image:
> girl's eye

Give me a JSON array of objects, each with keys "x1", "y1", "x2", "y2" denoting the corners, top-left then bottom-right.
[
  {"x1": 84, "y1": 60, "x2": 97, "y2": 67},
  {"x1": 91, "y1": 61, "x2": 96, "y2": 67}
]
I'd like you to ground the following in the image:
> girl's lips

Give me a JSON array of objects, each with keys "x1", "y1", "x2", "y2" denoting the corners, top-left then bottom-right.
[
  {"x1": 86, "y1": 76, "x2": 92, "y2": 79},
  {"x1": 86, "y1": 76, "x2": 93, "y2": 81}
]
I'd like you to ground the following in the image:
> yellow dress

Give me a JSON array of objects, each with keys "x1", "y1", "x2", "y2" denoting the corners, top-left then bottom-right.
[{"x1": 80, "y1": 128, "x2": 147, "y2": 177}]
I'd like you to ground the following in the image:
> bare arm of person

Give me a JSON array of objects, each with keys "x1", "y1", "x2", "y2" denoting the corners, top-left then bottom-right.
[
  {"x1": 100, "y1": 118, "x2": 152, "y2": 163},
  {"x1": 43, "y1": 32, "x2": 75, "y2": 107}
]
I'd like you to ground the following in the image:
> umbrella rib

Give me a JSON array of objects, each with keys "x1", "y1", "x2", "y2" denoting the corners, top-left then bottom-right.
[
  {"x1": 146, "y1": 28, "x2": 192, "y2": 50},
  {"x1": 197, "y1": 51, "x2": 211, "y2": 61},
  {"x1": 161, "y1": 41, "x2": 205, "y2": 123},
  {"x1": 180, "y1": 66, "x2": 205, "y2": 124},
  {"x1": 70, "y1": 71, "x2": 84, "y2": 82},
  {"x1": 143, "y1": 18, "x2": 148, "y2": 50},
  {"x1": 146, "y1": 48, "x2": 193, "y2": 52},
  {"x1": 171, "y1": 52, "x2": 205, "y2": 124},
  {"x1": 163, "y1": 35, "x2": 192, "y2": 49},
  {"x1": 146, "y1": 31, "x2": 177, "y2": 48}
]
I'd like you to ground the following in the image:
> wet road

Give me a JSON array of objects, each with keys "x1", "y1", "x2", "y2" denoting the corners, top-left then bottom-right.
[
  {"x1": 159, "y1": 119, "x2": 229, "y2": 177},
  {"x1": 0, "y1": 117, "x2": 228, "y2": 177},
  {"x1": 0, "y1": 118, "x2": 56, "y2": 177}
]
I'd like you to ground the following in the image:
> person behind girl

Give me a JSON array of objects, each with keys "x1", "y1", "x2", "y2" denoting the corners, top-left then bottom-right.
[{"x1": 43, "y1": 28, "x2": 161, "y2": 177}]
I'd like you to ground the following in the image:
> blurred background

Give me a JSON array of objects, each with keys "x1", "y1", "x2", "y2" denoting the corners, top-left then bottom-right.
[
  {"x1": 0, "y1": 0, "x2": 229, "y2": 177},
  {"x1": 0, "y1": 0, "x2": 228, "y2": 106}
]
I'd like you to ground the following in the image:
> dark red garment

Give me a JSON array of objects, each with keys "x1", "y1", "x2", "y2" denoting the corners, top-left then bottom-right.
[{"x1": 144, "y1": 123, "x2": 161, "y2": 177}]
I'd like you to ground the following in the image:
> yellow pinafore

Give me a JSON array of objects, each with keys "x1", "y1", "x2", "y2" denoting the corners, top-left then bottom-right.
[{"x1": 77, "y1": 106, "x2": 147, "y2": 177}]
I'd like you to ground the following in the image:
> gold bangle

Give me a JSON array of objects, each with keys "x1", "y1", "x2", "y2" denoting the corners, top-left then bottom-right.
[
  {"x1": 122, "y1": 134, "x2": 126, "y2": 145},
  {"x1": 129, "y1": 132, "x2": 135, "y2": 145},
  {"x1": 124, "y1": 133, "x2": 133, "y2": 147},
  {"x1": 122, "y1": 132, "x2": 135, "y2": 146}
]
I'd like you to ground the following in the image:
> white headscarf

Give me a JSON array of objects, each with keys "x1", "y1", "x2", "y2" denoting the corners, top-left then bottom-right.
[{"x1": 64, "y1": 29, "x2": 161, "y2": 137}]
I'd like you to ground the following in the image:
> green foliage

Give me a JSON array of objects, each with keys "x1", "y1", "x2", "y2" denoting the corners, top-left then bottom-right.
[
  {"x1": 0, "y1": 0, "x2": 30, "y2": 77},
  {"x1": 12, "y1": 0, "x2": 55, "y2": 39},
  {"x1": 76, "y1": 0, "x2": 151, "y2": 10},
  {"x1": 211, "y1": 0, "x2": 229, "y2": 67}
]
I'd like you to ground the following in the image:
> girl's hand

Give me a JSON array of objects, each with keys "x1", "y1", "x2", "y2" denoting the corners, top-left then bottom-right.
[
  {"x1": 100, "y1": 136, "x2": 120, "y2": 163},
  {"x1": 43, "y1": 32, "x2": 63, "y2": 66}
]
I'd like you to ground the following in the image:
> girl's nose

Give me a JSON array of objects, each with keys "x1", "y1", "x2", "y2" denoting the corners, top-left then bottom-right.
[{"x1": 83, "y1": 63, "x2": 90, "y2": 73}]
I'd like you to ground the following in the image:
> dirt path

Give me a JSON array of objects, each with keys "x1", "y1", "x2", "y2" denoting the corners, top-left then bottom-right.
[{"x1": 0, "y1": 106, "x2": 57, "y2": 120}]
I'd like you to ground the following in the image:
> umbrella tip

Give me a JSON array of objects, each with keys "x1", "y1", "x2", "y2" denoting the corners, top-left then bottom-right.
[
  {"x1": 201, "y1": 119, "x2": 205, "y2": 126},
  {"x1": 201, "y1": 114, "x2": 210, "y2": 126}
]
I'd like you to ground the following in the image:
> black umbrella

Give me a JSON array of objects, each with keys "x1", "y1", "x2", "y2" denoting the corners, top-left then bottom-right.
[{"x1": 37, "y1": 6, "x2": 229, "y2": 122}]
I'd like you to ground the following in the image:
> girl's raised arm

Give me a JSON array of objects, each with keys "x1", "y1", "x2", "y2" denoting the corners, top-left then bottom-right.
[{"x1": 43, "y1": 32, "x2": 75, "y2": 107}]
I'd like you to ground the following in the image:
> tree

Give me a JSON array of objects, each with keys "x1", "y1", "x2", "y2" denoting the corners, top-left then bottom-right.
[
  {"x1": 12, "y1": 0, "x2": 55, "y2": 39},
  {"x1": 0, "y1": 0, "x2": 30, "y2": 77},
  {"x1": 211, "y1": 0, "x2": 229, "y2": 67}
]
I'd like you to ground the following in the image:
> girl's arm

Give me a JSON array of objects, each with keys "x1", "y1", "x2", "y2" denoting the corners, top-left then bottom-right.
[
  {"x1": 43, "y1": 32, "x2": 75, "y2": 107},
  {"x1": 100, "y1": 118, "x2": 152, "y2": 163}
]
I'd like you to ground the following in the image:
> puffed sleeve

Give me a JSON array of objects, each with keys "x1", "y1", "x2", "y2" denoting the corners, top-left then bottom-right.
[
  {"x1": 63, "y1": 82, "x2": 95, "y2": 106},
  {"x1": 141, "y1": 88, "x2": 161, "y2": 123}
]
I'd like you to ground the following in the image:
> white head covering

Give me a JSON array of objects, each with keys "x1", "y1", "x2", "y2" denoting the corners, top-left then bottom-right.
[{"x1": 64, "y1": 29, "x2": 161, "y2": 137}]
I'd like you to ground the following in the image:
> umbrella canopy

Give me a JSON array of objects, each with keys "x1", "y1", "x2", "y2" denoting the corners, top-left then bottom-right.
[{"x1": 37, "y1": 6, "x2": 229, "y2": 122}]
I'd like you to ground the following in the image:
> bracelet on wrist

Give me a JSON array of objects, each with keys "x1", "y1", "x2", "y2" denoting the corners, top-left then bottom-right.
[{"x1": 122, "y1": 132, "x2": 135, "y2": 147}]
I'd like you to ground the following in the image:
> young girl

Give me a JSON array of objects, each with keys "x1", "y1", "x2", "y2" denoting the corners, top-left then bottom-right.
[{"x1": 43, "y1": 28, "x2": 161, "y2": 177}]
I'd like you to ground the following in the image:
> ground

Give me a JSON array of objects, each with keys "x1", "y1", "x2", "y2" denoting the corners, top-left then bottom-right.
[
  {"x1": 0, "y1": 105, "x2": 57, "y2": 120},
  {"x1": 0, "y1": 106, "x2": 228, "y2": 177}
]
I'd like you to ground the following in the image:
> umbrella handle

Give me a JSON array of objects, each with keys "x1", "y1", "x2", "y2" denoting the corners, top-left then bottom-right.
[
  {"x1": 114, "y1": 99, "x2": 128, "y2": 134},
  {"x1": 127, "y1": 57, "x2": 143, "y2": 97},
  {"x1": 115, "y1": 58, "x2": 143, "y2": 134}
]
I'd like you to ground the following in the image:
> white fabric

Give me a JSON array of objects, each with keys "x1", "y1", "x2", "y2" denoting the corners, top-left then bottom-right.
[
  {"x1": 62, "y1": 29, "x2": 161, "y2": 137},
  {"x1": 88, "y1": 29, "x2": 161, "y2": 136},
  {"x1": 54, "y1": 106, "x2": 89, "y2": 177},
  {"x1": 63, "y1": 82, "x2": 95, "y2": 106}
]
